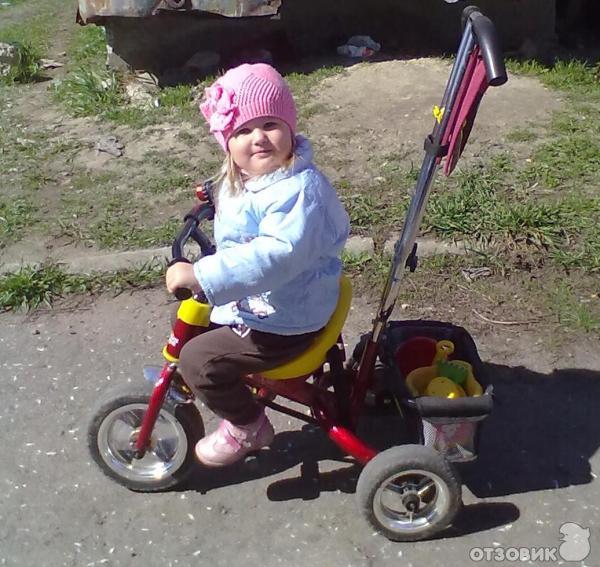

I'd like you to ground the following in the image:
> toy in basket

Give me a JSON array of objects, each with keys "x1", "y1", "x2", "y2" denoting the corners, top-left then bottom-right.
[
  {"x1": 406, "y1": 340, "x2": 483, "y2": 399},
  {"x1": 404, "y1": 339, "x2": 487, "y2": 462}
]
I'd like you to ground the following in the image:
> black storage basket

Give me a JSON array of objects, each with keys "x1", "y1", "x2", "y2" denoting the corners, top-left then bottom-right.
[{"x1": 382, "y1": 320, "x2": 494, "y2": 463}]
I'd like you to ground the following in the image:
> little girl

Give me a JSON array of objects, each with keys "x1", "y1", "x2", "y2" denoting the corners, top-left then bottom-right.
[{"x1": 166, "y1": 63, "x2": 350, "y2": 467}]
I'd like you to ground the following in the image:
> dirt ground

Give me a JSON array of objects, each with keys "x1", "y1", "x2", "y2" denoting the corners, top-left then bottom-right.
[{"x1": 1, "y1": 55, "x2": 563, "y2": 258}]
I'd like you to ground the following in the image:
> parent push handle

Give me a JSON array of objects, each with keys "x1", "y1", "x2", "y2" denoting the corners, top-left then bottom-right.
[
  {"x1": 462, "y1": 6, "x2": 507, "y2": 86},
  {"x1": 365, "y1": 7, "x2": 507, "y2": 347}
]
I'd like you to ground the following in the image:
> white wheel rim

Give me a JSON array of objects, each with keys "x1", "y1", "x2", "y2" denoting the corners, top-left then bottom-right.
[
  {"x1": 373, "y1": 469, "x2": 451, "y2": 536},
  {"x1": 97, "y1": 403, "x2": 188, "y2": 483}
]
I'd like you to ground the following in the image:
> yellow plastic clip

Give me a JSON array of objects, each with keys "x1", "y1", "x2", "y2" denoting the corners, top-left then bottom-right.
[{"x1": 433, "y1": 105, "x2": 445, "y2": 124}]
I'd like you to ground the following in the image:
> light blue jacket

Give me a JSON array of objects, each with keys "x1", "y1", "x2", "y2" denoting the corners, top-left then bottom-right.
[{"x1": 194, "y1": 136, "x2": 350, "y2": 335}]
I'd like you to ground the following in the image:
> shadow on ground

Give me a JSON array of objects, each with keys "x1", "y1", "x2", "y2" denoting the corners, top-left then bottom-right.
[
  {"x1": 183, "y1": 361, "x2": 599, "y2": 537},
  {"x1": 462, "y1": 363, "x2": 600, "y2": 499}
]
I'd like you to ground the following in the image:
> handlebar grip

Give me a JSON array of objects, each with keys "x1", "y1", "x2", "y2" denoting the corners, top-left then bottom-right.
[
  {"x1": 462, "y1": 6, "x2": 508, "y2": 87},
  {"x1": 174, "y1": 288, "x2": 193, "y2": 301},
  {"x1": 167, "y1": 258, "x2": 193, "y2": 300}
]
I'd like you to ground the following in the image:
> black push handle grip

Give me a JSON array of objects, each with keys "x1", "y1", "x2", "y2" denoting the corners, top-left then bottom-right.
[{"x1": 462, "y1": 6, "x2": 507, "y2": 87}]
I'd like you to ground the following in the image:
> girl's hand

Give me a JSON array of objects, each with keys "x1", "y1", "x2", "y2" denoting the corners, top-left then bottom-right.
[{"x1": 166, "y1": 263, "x2": 203, "y2": 295}]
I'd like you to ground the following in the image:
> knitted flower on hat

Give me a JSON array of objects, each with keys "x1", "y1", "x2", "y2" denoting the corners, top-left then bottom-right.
[{"x1": 199, "y1": 63, "x2": 297, "y2": 151}]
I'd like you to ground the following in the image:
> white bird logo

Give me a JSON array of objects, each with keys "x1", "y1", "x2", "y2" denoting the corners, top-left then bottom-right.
[{"x1": 559, "y1": 522, "x2": 591, "y2": 562}]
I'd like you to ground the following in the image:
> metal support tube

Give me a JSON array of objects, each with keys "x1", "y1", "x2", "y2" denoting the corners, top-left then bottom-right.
[{"x1": 368, "y1": 23, "x2": 475, "y2": 345}]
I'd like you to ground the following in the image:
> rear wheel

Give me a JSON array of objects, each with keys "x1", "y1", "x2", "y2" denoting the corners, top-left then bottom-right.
[
  {"x1": 88, "y1": 383, "x2": 204, "y2": 492},
  {"x1": 356, "y1": 444, "x2": 461, "y2": 541}
]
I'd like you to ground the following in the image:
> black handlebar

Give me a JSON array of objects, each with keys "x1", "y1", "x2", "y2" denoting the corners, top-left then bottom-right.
[
  {"x1": 169, "y1": 202, "x2": 215, "y2": 301},
  {"x1": 462, "y1": 6, "x2": 507, "y2": 87}
]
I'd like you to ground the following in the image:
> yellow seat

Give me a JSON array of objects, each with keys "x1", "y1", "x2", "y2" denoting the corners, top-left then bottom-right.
[{"x1": 261, "y1": 275, "x2": 352, "y2": 380}]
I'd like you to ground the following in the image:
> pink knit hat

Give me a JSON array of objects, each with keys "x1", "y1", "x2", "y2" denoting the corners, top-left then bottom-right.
[{"x1": 199, "y1": 63, "x2": 297, "y2": 151}]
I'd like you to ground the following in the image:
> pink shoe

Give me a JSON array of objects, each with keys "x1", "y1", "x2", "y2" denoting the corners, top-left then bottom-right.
[{"x1": 195, "y1": 412, "x2": 275, "y2": 467}]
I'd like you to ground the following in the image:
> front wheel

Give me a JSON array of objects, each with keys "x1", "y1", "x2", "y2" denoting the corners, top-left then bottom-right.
[
  {"x1": 356, "y1": 444, "x2": 462, "y2": 541},
  {"x1": 88, "y1": 382, "x2": 204, "y2": 492}
]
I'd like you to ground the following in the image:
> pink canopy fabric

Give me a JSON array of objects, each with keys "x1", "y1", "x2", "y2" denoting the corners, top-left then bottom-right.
[{"x1": 441, "y1": 47, "x2": 490, "y2": 176}]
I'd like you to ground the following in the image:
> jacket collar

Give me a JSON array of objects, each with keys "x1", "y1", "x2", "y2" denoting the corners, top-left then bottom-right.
[{"x1": 243, "y1": 135, "x2": 313, "y2": 193}]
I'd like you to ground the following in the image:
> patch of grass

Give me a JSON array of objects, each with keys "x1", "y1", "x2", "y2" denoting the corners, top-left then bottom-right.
[
  {"x1": 342, "y1": 193, "x2": 388, "y2": 231},
  {"x1": 138, "y1": 153, "x2": 221, "y2": 193},
  {"x1": 285, "y1": 65, "x2": 345, "y2": 99},
  {"x1": 68, "y1": 24, "x2": 106, "y2": 67},
  {"x1": 0, "y1": 263, "x2": 86, "y2": 310},
  {"x1": 54, "y1": 67, "x2": 200, "y2": 127},
  {"x1": 0, "y1": 197, "x2": 36, "y2": 246},
  {"x1": 337, "y1": 159, "x2": 417, "y2": 240},
  {"x1": 505, "y1": 128, "x2": 536, "y2": 143},
  {"x1": 546, "y1": 281, "x2": 600, "y2": 333},
  {"x1": 159, "y1": 84, "x2": 193, "y2": 108},
  {"x1": 0, "y1": 262, "x2": 164, "y2": 311},
  {"x1": 0, "y1": 0, "x2": 69, "y2": 54},
  {"x1": 142, "y1": 172, "x2": 192, "y2": 195},
  {"x1": 507, "y1": 58, "x2": 600, "y2": 100},
  {"x1": 0, "y1": 18, "x2": 48, "y2": 54},
  {"x1": 550, "y1": 230, "x2": 600, "y2": 273},
  {"x1": 92, "y1": 215, "x2": 180, "y2": 249},
  {"x1": 298, "y1": 102, "x2": 330, "y2": 124},
  {"x1": 0, "y1": 41, "x2": 41, "y2": 84},
  {"x1": 342, "y1": 250, "x2": 390, "y2": 290},
  {"x1": 520, "y1": 111, "x2": 600, "y2": 191},
  {"x1": 53, "y1": 68, "x2": 124, "y2": 117},
  {"x1": 177, "y1": 129, "x2": 196, "y2": 144},
  {"x1": 423, "y1": 155, "x2": 600, "y2": 259}
]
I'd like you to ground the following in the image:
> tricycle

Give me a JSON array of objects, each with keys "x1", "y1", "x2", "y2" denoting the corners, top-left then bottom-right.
[{"x1": 88, "y1": 5, "x2": 506, "y2": 541}]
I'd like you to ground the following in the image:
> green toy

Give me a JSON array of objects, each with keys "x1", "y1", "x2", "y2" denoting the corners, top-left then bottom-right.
[{"x1": 437, "y1": 360, "x2": 468, "y2": 385}]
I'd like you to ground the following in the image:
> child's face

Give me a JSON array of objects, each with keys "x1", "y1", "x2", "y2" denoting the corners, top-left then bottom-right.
[{"x1": 228, "y1": 117, "x2": 293, "y2": 177}]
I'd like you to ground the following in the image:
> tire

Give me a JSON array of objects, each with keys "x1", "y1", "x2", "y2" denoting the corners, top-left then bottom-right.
[
  {"x1": 88, "y1": 382, "x2": 204, "y2": 492},
  {"x1": 356, "y1": 444, "x2": 462, "y2": 541}
]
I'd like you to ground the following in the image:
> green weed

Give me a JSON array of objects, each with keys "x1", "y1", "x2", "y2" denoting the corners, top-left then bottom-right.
[
  {"x1": 0, "y1": 41, "x2": 41, "y2": 84},
  {"x1": 0, "y1": 263, "x2": 85, "y2": 310},
  {"x1": 68, "y1": 24, "x2": 106, "y2": 67},
  {"x1": 507, "y1": 58, "x2": 600, "y2": 100},
  {"x1": 546, "y1": 281, "x2": 600, "y2": 333},
  {"x1": 285, "y1": 66, "x2": 345, "y2": 100},
  {"x1": 342, "y1": 250, "x2": 390, "y2": 289},
  {"x1": 0, "y1": 262, "x2": 164, "y2": 311},
  {"x1": 159, "y1": 84, "x2": 193, "y2": 108},
  {"x1": 505, "y1": 128, "x2": 536, "y2": 143},
  {"x1": 0, "y1": 198, "x2": 36, "y2": 246},
  {"x1": 53, "y1": 68, "x2": 123, "y2": 117},
  {"x1": 92, "y1": 216, "x2": 180, "y2": 249}
]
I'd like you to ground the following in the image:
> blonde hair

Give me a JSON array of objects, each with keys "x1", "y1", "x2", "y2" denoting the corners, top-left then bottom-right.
[{"x1": 211, "y1": 145, "x2": 297, "y2": 209}]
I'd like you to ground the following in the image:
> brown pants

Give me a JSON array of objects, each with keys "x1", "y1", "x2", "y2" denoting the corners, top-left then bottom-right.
[{"x1": 178, "y1": 324, "x2": 318, "y2": 425}]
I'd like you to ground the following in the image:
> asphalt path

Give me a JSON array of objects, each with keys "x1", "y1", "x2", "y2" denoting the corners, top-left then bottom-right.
[{"x1": 1, "y1": 289, "x2": 598, "y2": 566}]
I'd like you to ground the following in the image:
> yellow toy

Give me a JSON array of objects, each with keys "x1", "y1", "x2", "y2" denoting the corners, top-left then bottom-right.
[
  {"x1": 406, "y1": 340, "x2": 483, "y2": 398},
  {"x1": 425, "y1": 376, "x2": 466, "y2": 399}
]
